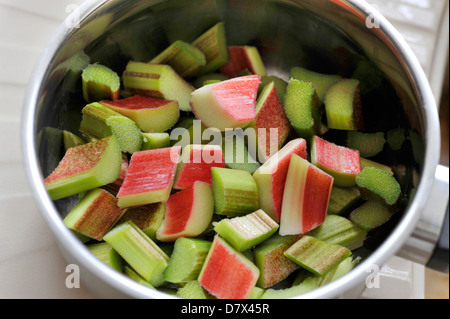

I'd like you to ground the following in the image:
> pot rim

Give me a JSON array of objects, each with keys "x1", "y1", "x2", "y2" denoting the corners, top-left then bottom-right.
[{"x1": 21, "y1": 0, "x2": 441, "y2": 299}]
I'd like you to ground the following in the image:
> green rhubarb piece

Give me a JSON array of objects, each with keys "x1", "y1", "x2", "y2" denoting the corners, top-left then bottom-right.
[
  {"x1": 308, "y1": 214, "x2": 367, "y2": 251},
  {"x1": 123, "y1": 265, "x2": 155, "y2": 289},
  {"x1": 213, "y1": 209, "x2": 279, "y2": 251},
  {"x1": 116, "y1": 202, "x2": 165, "y2": 241},
  {"x1": 82, "y1": 64, "x2": 120, "y2": 102},
  {"x1": 211, "y1": 167, "x2": 259, "y2": 216},
  {"x1": 324, "y1": 79, "x2": 364, "y2": 131},
  {"x1": 349, "y1": 200, "x2": 394, "y2": 231},
  {"x1": 44, "y1": 136, "x2": 122, "y2": 200},
  {"x1": 122, "y1": 61, "x2": 195, "y2": 111},
  {"x1": 177, "y1": 281, "x2": 211, "y2": 299},
  {"x1": 254, "y1": 234, "x2": 301, "y2": 288},
  {"x1": 347, "y1": 131, "x2": 386, "y2": 158},
  {"x1": 79, "y1": 102, "x2": 143, "y2": 154},
  {"x1": 261, "y1": 276, "x2": 318, "y2": 299},
  {"x1": 103, "y1": 220, "x2": 169, "y2": 287},
  {"x1": 63, "y1": 130, "x2": 85, "y2": 151},
  {"x1": 284, "y1": 79, "x2": 325, "y2": 141},
  {"x1": 51, "y1": 50, "x2": 90, "y2": 93},
  {"x1": 290, "y1": 66, "x2": 342, "y2": 103},
  {"x1": 327, "y1": 186, "x2": 361, "y2": 215},
  {"x1": 192, "y1": 73, "x2": 230, "y2": 88},
  {"x1": 149, "y1": 40, "x2": 206, "y2": 78},
  {"x1": 284, "y1": 235, "x2": 351, "y2": 276},
  {"x1": 191, "y1": 22, "x2": 229, "y2": 75},
  {"x1": 87, "y1": 242, "x2": 124, "y2": 272},
  {"x1": 63, "y1": 188, "x2": 125, "y2": 241},
  {"x1": 141, "y1": 132, "x2": 170, "y2": 150},
  {"x1": 386, "y1": 127, "x2": 406, "y2": 151},
  {"x1": 355, "y1": 167, "x2": 401, "y2": 207},
  {"x1": 222, "y1": 130, "x2": 261, "y2": 174},
  {"x1": 163, "y1": 237, "x2": 212, "y2": 284},
  {"x1": 360, "y1": 157, "x2": 394, "y2": 175},
  {"x1": 259, "y1": 75, "x2": 288, "y2": 101}
]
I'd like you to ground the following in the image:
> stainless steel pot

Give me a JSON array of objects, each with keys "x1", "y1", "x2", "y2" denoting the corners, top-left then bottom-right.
[{"x1": 22, "y1": 0, "x2": 448, "y2": 299}]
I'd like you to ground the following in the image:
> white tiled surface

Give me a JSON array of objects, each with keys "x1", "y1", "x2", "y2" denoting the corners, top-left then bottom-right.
[{"x1": 0, "y1": 0, "x2": 447, "y2": 299}]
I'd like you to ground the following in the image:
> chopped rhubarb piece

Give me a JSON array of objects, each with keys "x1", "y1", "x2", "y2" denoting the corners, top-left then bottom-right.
[
  {"x1": 63, "y1": 188, "x2": 125, "y2": 241},
  {"x1": 164, "y1": 237, "x2": 212, "y2": 284},
  {"x1": 355, "y1": 167, "x2": 401, "y2": 208},
  {"x1": 259, "y1": 75, "x2": 288, "y2": 101},
  {"x1": 324, "y1": 79, "x2": 364, "y2": 130},
  {"x1": 211, "y1": 167, "x2": 259, "y2": 216},
  {"x1": 213, "y1": 209, "x2": 279, "y2": 251},
  {"x1": 252, "y1": 138, "x2": 307, "y2": 222},
  {"x1": 349, "y1": 200, "x2": 394, "y2": 231},
  {"x1": 311, "y1": 135, "x2": 361, "y2": 187},
  {"x1": 284, "y1": 79, "x2": 326, "y2": 140},
  {"x1": 104, "y1": 221, "x2": 169, "y2": 287},
  {"x1": 149, "y1": 40, "x2": 206, "y2": 78},
  {"x1": 81, "y1": 64, "x2": 120, "y2": 103},
  {"x1": 122, "y1": 61, "x2": 194, "y2": 112},
  {"x1": 44, "y1": 136, "x2": 122, "y2": 200},
  {"x1": 173, "y1": 144, "x2": 226, "y2": 190},
  {"x1": 100, "y1": 95, "x2": 180, "y2": 133},
  {"x1": 156, "y1": 181, "x2": 214, "y2": 241},
  {"x1": 219, "y1": 46, "x2": 266, "y2": 77},
  {"x1": 346, "y1": 131, "x2": 386, "y2": 158},
  {"x1": 189, "y1": 75, "x2": 261, "y2": 131},
  {"x1": 117, "y1": 146, "x2": 181, "y2": 208},
  {"x1": 327, "y1": 185, "x2": 362, "y2": 215},
  {"x1": 308, "y1": 214, "x2": 367, "y2": 251},
  {"x1": 254, "y1": 234, "x2": 301, "y2": 288},
  {"x1": 198, "y1": 235, "x2": 260, "y2": 299},
  {"x1": 247, "y1": 81, "x2": 292, "y2": 163},
  {"x1": 284, "y1": 235, "x2": 351, "y2": 276},
  {"x1": 191, "y1": 22, "x2": 229, "y2": 75},
  {"x1": 279, "y1": 154, "x2": 334, "y2": 235}
]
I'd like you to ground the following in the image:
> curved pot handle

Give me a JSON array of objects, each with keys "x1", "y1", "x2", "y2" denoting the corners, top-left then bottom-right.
[{"x1": 397, "y1": 165, "x2": 449, "y2": 273}]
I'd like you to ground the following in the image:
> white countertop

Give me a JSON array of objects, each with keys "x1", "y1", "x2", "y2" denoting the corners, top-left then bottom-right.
[{"x1": 0, "y1": 0, "x2": 447, "y2": 299}]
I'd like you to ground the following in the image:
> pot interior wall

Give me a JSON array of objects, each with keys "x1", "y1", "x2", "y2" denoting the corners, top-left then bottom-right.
[{"x1": 34, "y1": 0, "x2": 425, "y2": 264}]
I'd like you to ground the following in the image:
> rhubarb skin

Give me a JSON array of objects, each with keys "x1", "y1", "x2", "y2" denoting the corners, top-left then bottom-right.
[
  {"x1": 279, "y1": 153, "x2": 334, "y2": 235},
  {"x1": 100, "y1": 95, "x2": 180, "y2": 133},
  {"x1": 116, "y1": 146, "x2": 181, "y2": 208},
  {"x1": 198, "y1": 235, "x2": 260, "y2": 299},
  {"x1": 64, "y1": 188, "x2": 125, "y2": 241},
  {"x1": 219, "y1": 46, "x2": 266, "y2": 77},
  {"x1": 311, "y1": 135, "x2": 361, "y2": 187},
  {"x1": 45, "y1": 136, "x2": 122, "y2": 200},
  {"x1": 189, "y1": 75, "x2": 261, "y2": 131},
  {"x1": 254, "y1": 234, "x2": 302, "y2": 288},
  {"x1": 247, "y1": 81, "x2": 292, "y2": 163},
  {"x1": 173, "y1": 144, "x2": 226, "y2": 190},
  {"x1": 252, "y1": 138, "x2": 307, "y2": 222},
  {"x1": 156, "y1": 181, "x2": 214, "y2": 242}
]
